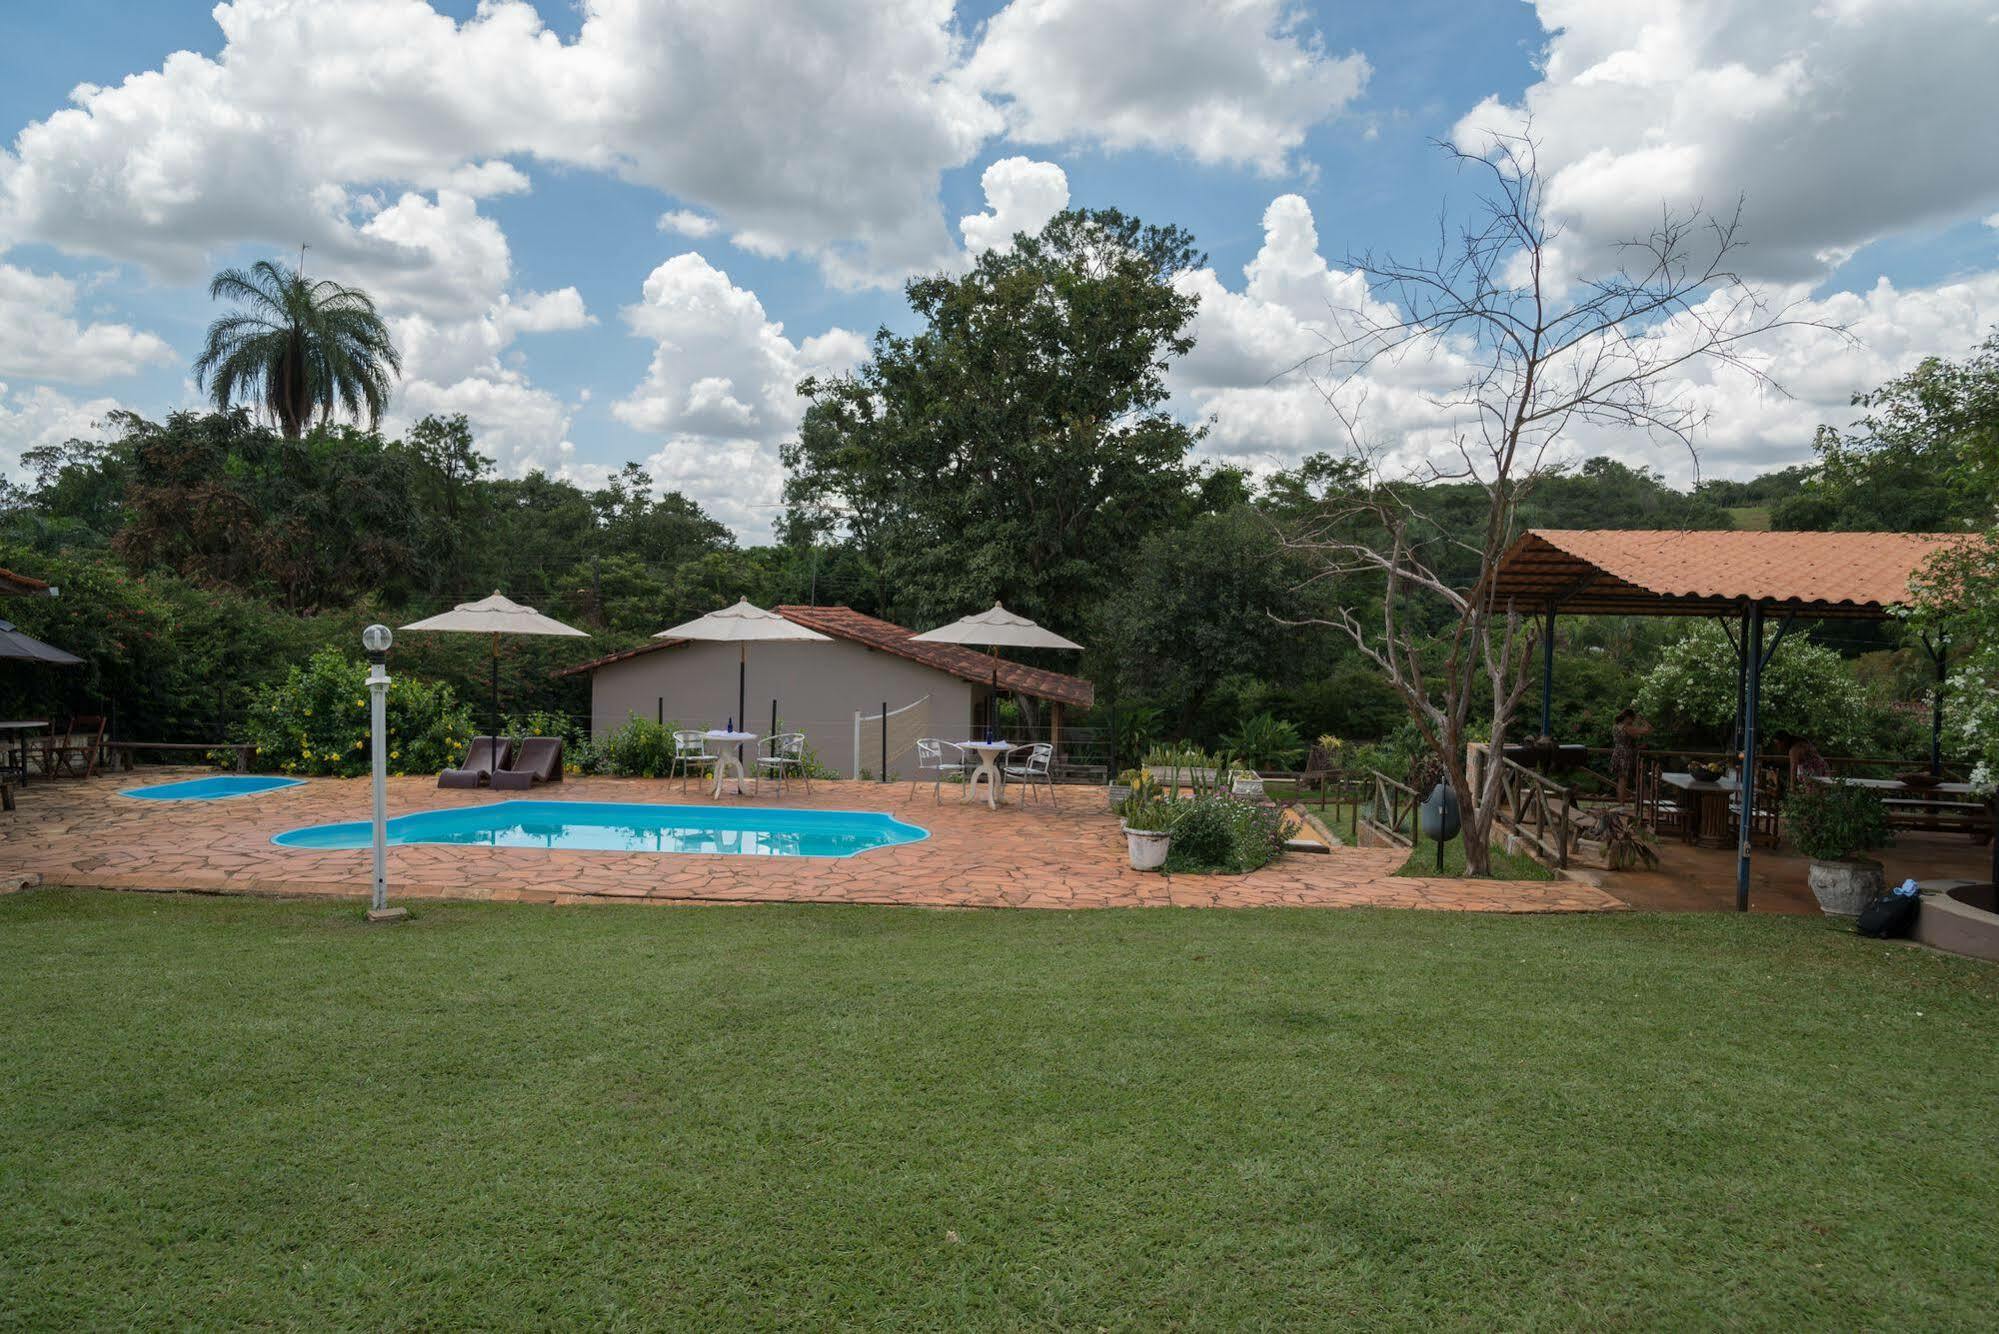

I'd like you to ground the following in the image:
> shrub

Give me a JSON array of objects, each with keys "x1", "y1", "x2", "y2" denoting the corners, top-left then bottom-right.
[
  {"x1": 1162, "y1": 793, "x2": 1286, "y2": 874},
  {"x1": 241, "y1": 649, "x2": 475, "y2": 777},
  {"x1": 1783, "y1": 781, "x2": 1893, "y2": 862},
  {"x1": 1222, "y1": 712, "x2": 1305, "y2": 771},
  {"x1": 595, "y1": 715, "x2": 679, "y2": 778}
]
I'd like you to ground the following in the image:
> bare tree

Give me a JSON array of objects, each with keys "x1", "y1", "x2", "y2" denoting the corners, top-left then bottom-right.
[{"x1": 1283, "y1": 134, "x2": 1835, "y2": 876}]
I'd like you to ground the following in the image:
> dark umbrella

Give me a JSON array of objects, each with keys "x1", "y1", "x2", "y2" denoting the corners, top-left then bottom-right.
[{"x1": 0, "y1": 619, "x2": 84, "y2": 666}]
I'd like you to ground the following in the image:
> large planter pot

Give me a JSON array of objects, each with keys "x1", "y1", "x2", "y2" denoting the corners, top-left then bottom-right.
[
  {"x1": 1123, "y1": 825, "x2": 1172, "y2": 871},
  {"x1": 1106, "y1": 784, "x2": 1131, "y2": 811},
  {"x1": 1807, "y1": 856, "x2": 1884, "y2": 917},
  {"x1": 1231, "y1": 773, "x2": 1265, "y2": 799}
]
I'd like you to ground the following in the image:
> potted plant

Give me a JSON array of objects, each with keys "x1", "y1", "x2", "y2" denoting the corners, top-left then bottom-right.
[
  {"x1": 1226, "y1": 757, "x2": 1265, "y2": 799},
  {"x1": 1119, "y1": 772, "x2": 1174, "y2": 870},
  {"x1": 1783, "y1": 780, "x2": 1894, "y2": 915}
]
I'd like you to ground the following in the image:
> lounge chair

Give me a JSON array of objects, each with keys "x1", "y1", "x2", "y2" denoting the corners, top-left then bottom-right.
[
  {"x1": 491, "y1": 736, "x2": 564, "y2": 791},
  {"x1": 439, "y1": 736, "x2": 511, "y2": 788}
]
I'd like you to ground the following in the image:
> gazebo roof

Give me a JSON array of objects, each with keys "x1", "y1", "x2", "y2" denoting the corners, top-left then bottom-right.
[
  {"x1": 0, "y1": 566, "x2": 53, "y2": 597},
  {"x1": 1485, "y1": 529, "x2": 1972, "y2": 619}
]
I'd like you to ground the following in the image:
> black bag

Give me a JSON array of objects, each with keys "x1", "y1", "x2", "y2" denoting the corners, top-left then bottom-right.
[{"x1": 1856, "y1": 891, "x2": 1920, "y2": 939}]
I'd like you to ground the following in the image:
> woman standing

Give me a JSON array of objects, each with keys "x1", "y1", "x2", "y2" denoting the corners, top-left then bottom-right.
[{"x1": 1611, "y1": 708, "x2": 1653, "y2": 804}]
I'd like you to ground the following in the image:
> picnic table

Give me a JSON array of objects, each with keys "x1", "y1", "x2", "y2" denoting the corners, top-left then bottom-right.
[
  {"x1": 1660, "y1": 771, "x2": 1740, "y2": 848},
  {"x1": 1815, "y1": 775, "x2": 1993, "y2": 837}
]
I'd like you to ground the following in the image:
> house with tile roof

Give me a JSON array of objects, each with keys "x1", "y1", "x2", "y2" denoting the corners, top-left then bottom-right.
[{"x1": 556, "y1": 605, "x2": 1093, "y2": 778}]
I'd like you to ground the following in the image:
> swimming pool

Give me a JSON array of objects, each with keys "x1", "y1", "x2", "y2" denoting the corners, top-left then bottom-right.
[
  {"x1": 271, "y1": 800, "x2": 929, "y2": 859},
  {"x1": 123, "y1": 775, "x2": 306, "y2": 801}
]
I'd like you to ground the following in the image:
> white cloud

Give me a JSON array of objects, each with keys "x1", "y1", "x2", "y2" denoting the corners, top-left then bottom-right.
[
  {"x1": 1454, "y1": 0, "x2": 1999, "y2": 282},
  {"x1": 394, "y1": 370, "x2": 579, "y2": 477},
  {"x1": 0, "y1": 0, "x2": 998, "y2": 289},
  {"x1": 614, "y1": 253, "x2": 866, "y2": 537},
  {"x1": 959, "y1": 156, "x2": 1068, "y2": 255},
  {"x1": 1172, "y1": 193, "x2": 1999, "y2": 487},
  {"x1": 0, "y1": 381, "x2": 123, "y2": 478},
  {"x1": 966, "y1": 0, "x2": 1368, "y2": 175},
  {"x1": 0, "y1": 264, "x2": 173, "y2": 383},
  {"x1": 658, "y1": 209, "x2": 719, "y2": 239}
]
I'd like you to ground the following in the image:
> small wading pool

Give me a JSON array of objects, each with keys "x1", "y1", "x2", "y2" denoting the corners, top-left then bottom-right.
[
  {"x1": 122, "y1": 775, "x2": 305, "y2": 801},
  {"x1": 272, "y1": 800, "x2": 929, "y2": 859}
]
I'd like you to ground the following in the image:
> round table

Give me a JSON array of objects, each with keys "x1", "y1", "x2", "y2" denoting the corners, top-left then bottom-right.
[
  {"x1": 704, "y1": 730, "x2": 757, "y2": 797},
  {"x1": 958, "y1": 740, "x2": 1014, "y2": 809}
]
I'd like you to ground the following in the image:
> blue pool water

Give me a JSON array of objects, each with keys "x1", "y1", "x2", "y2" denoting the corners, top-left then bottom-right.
[
  {"x1": 272, "y1": 800, "x2": 928, "y2": 858},
  {"x1": 123, "y1": 775, "x2": 305, "y2": 801}
]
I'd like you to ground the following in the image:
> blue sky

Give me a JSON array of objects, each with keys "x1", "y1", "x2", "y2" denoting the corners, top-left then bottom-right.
[{"x1": 2, "y1": 1, "x2": 1996, "y2": 538}]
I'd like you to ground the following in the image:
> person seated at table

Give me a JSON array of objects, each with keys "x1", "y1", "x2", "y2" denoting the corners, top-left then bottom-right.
[
  {"x1": 1770, "y1": 731, "x2": 1831, "y2": 786},
  {"x1": 1609, "y1": 708, "x2": 1652, "y2": 804}
]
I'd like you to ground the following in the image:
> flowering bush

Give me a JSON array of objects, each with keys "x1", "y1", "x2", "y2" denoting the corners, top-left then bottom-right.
[
  {"x1": 241, "y1": 649, "x2": 475, "y2": 777},
  {"x1": 1634, "y1": 621, "x2": 1889, "y2": 756},
  {"x1": 1162, "y1": 792, "x2": 1287, "y2": 874}
]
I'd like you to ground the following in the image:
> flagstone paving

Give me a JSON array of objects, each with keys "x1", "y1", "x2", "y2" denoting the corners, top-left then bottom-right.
[{"x1": 1, "y1": 771, "x2": 1622, "y2": 913}]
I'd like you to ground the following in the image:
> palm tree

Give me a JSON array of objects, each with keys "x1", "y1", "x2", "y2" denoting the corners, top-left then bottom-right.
[{"x1": 192, "y1": 259, "x2": 402, "y2": 438}]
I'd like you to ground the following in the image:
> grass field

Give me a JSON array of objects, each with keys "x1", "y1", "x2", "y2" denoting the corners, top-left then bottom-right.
[{"x1": 4, "y1": 889, "x2": 1996, "y2": 1328}]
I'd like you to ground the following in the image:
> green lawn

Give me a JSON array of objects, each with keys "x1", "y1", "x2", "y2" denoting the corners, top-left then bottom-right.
[
  {"x1": 4, "y1": 891, "x2": 1996, "y2": 1328},
  {"x1": 1395, "y1": 831, "x2": 1554, "y2": 880}
]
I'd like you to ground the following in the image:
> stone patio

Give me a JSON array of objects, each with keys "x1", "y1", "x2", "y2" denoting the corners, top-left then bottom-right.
[{"x1": 1, "y1": 771, "x2": 1622, "y2": 913}]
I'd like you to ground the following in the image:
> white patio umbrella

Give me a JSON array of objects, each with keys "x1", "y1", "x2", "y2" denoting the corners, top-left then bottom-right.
[
  {"x1": 654, "y1": 599, "x2": 831, "y2": 752},
  {"x1": 400, "y1": 592, "x2": 588, "y2": 752},
  {"x1": 909, "y1": 603, "x2": 1082, "y2": 735}
]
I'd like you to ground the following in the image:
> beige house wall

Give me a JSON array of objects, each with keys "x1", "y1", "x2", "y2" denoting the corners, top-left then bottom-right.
[{"x1": 588, "y1": 640, "x2": 981, "y2": 778}]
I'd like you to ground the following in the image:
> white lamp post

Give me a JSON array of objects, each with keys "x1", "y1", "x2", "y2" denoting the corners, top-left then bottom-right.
[{"x1": 362, "y1": 624, "x2": 406, "y2": 924}]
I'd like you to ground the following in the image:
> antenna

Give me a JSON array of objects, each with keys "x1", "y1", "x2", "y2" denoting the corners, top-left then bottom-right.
[{"x1": 297, "y1": 242, "x2": 308, "y2": 276}]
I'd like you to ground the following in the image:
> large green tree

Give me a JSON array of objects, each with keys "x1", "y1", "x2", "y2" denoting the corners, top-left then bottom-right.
[
  {"x1": 1774, "y1": 327, "x2": 1999, "y2": 532},
  {"x1": 193, "y1": 259, "x2": 402, "y2": 438},
  {"x1": 784, "y1": 208, "x2": 1209, "y2": 635}
]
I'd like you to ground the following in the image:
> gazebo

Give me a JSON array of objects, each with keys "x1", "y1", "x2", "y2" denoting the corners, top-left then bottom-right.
[{"x1": 1484, "y1": 529, "x2": 1976, "y2": 910}]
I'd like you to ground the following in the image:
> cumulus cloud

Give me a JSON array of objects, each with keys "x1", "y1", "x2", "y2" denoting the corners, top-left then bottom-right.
[
  {"x1": 614, "y1": 253, "x2": 866, "y2": 537},
  {"x1": 658, "y1": 209, "x2": 720, "y2": 239},
  {"x1": 0, "y1": 264, "x2": 173, "y2": 383},
  {"x1": 1172, "y1": 193, "x2": 1999, "y2": 487},
  {"x1": 0, "y1": 0, "x2": 997, "y2": 289},
  {"x1": 965, "y1": 0, "x2": 1368, "y2": 175},
  {"x1": 1453, "y1": 0, "x2": 1999, "y2": 282},
  {"x1": 0, "y1": 381, "x2": 123, "y2": 478},
  {"x1": 959, "y1": 156, "x2": 1068, "y2": 255}
]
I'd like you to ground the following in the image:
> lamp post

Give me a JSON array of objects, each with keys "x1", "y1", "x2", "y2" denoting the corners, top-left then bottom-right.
[{"x1": 363, "y1": 624, "x2": 406, "y2": 924}]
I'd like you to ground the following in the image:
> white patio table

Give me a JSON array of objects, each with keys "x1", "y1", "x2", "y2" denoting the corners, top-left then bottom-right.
[
  {"x1": 958, "y1": 740, "x2": 1014, "y2": 809},
  {"x1": 704, "y1": 729, "x2": 758, "y2": 797}
]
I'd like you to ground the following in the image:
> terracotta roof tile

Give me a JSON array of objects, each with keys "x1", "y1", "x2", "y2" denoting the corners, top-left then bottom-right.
[
  {"x1": 1489, "y1": 529, "x2": 1973, "y2": 617},
  {"x1": 0, "y1": 566, "x2": 51, "y2": 596},
  {"x1": 774, "y1": 605, "x2": 1094, "y2": 708},
  {"x1": 556, "y1": 605, "x2": 1095, "y2": 709}
]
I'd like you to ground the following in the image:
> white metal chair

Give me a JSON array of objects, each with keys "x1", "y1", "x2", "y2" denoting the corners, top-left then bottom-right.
[
  {"x1": 1002, "y1": 742, "x2": 1056, "y2": 806},
  {"x1": 911, "y1": 738, "x2": 969, "y2": 803},
  {"x1": 670, "y1": 729, "x2": 718, "y2": 793},
  {"x1": 755, "y1": 731, "x2": 811, "y2": 795}
]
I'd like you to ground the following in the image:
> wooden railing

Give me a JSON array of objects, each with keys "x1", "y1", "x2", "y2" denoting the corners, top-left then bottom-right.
[
  {"x1": 1490, "y1": 753, "x2": 1578, "y2": 869},
  {"x1": 1362, "y1": 769, "x2": 1420, "y2": 848}
]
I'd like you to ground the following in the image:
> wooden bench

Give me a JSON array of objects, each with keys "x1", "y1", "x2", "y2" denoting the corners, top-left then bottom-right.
[{"x1": 105, "y1": 741, "x2": 255, "y2": 773}]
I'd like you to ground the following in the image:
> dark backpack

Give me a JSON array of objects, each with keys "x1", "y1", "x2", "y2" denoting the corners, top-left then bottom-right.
[{"x1": 1856, "y1": 891, "x2": 1920, "y2": 939}]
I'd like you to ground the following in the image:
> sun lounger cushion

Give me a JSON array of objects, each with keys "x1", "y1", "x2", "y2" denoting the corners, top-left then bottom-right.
[{"x1": 438, "y1": 736, "x2": 511, "y2": 788}]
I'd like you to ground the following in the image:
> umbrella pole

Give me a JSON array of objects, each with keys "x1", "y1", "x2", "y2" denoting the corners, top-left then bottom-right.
[
  {"x1": 491, "y1": 632, "x2": 502, "y2": 759},
  {"x1": 738, "y1": 643, "x2": 747, "y2": 773}
]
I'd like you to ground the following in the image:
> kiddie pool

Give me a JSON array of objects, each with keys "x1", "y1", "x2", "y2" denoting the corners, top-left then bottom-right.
[
  {"x1": 121, "y1": 775, "x2": 306, "y2": 801},
  {"x1": 272, "y1": 800, "x2": 928, "y2": 859}
]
